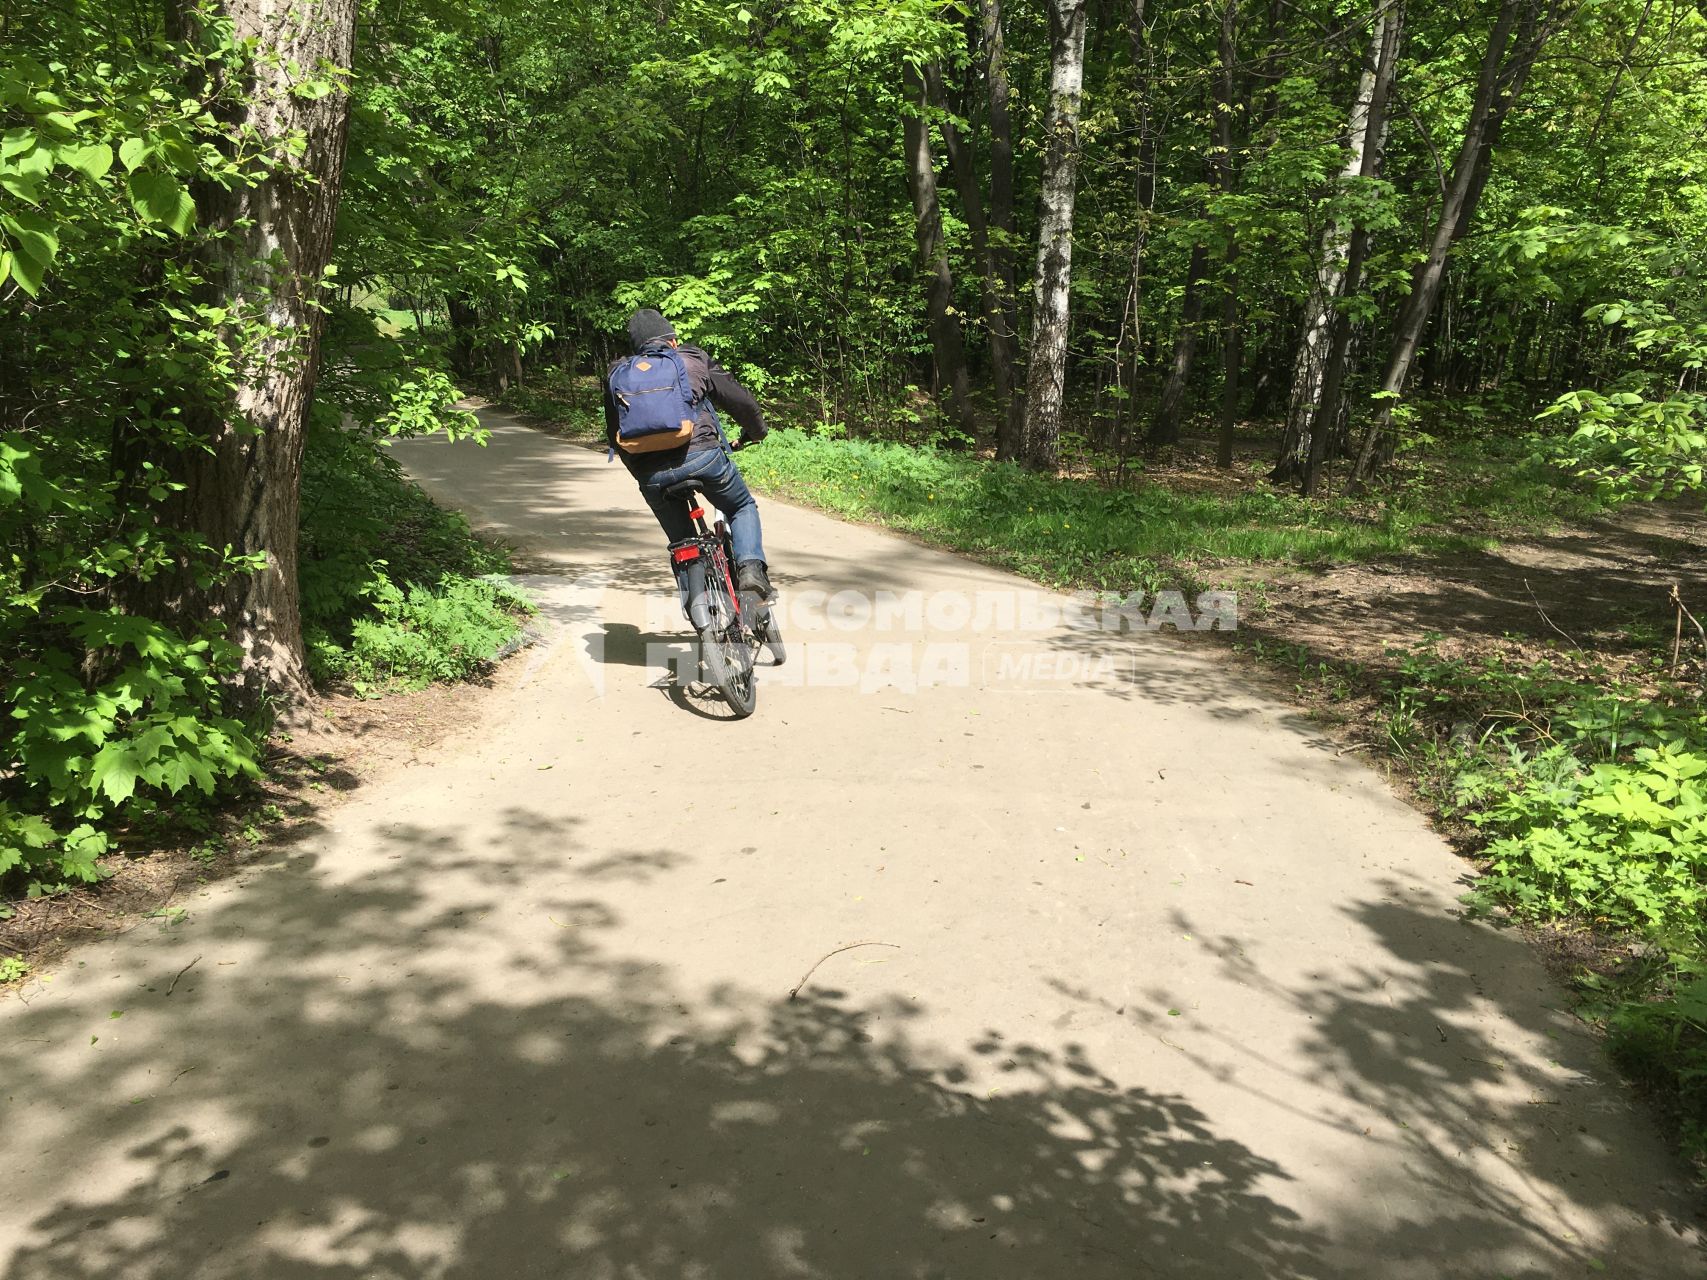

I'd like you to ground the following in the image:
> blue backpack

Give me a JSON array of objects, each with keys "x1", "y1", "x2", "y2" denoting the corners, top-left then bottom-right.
[{"x1": 609, "y1": 345, "x2": 700, "y2": 454}]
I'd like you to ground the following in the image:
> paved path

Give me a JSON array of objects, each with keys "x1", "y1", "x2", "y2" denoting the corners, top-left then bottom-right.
[{"x1": 3, "y1": 411, "x2": 1701, "y2": 1279}]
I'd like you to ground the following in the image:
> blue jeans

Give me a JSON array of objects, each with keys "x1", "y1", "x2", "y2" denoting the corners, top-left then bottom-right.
[{"x1": 638, "y1": 448, "x2": 767, "y2": 566}]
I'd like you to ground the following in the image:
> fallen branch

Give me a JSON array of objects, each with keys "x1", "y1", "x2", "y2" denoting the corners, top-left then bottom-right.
[
  {"x1": 1524, "y1": 579, "x2": 1580, "y2": 651},
  {"x1": 1671, "y1": 585, "x2": 1707, "y2": 690},
  {"x1": 166, "y1": 954, "x2": 202, "y2": 996},
  {"x1": 788, "y1": 941, "x2": 900, "y2": 1000}
]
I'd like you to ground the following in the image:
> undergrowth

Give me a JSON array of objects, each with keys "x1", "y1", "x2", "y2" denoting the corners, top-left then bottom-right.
[
  {"x1": 299, "y1": 410, "x2": 531, "y2": 696},
  {"x1": 735, "y1": 431, "x2": 1483, "y2": 598},
  {"x1": 1268, "y1": 637, "x2": 1707, "y2": 1170}
]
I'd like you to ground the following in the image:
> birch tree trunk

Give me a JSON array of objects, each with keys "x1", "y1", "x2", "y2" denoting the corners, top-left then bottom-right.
[
  {"x1": 1022, "y1": 0, "x2": 1090, "y2": 471},
  {"x1": 902, "y1": 62, "x2": 976, "y2": 441},
  {"x1": 132, "y1": 0, "x2": 358, "y2": 713},
  {"x1": 1272, "y1": 0, "x2": 1391, "y2": 483},
  {"x1": 1213, "y1": 0, "x2": 1242, "y2": 470},
  {"x1": 1299, "y1": 2, "x2": 1403, "y2": 496},
  {"x1": 1115, "y1": 0, "x2": 1155, "y2": 456}
]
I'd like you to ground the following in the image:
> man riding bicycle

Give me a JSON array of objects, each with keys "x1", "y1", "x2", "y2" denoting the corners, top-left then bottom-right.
[{"x1": 604, "y1": 308, "x2": 776, "y2": 622}]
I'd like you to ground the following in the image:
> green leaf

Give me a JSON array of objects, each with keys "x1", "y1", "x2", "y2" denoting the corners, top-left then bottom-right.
[
  {"x1": 0, "y1": 128, "x2": 36, "y2": 161},
  {"x1": 118, "y1": 136, "x2": 150, "y2": 171},
  {"x1": 0, "y1": 172, "x2": 41, "y2": 205},
  {"x1": 60, "y1": 141, "x2": 114, "y2": 181},
  {"x1": 8, "y1": 243, "x2": 45, "y2": 296},
  {"x1": 127, "y1": 170, "x2": 196, "y2": 234},
  {"x1": 3, "y1": 209, "x2": 60, "y2": 266}
]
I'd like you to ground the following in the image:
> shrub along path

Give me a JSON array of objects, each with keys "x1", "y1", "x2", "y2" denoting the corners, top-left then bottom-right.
[{"x1": 1, "y1": 408, "x2": 1700, "y2": 1279}]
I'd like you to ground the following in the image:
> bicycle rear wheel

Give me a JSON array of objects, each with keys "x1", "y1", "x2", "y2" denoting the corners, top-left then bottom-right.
[{"x1": 700, "y1": 562, "x2": 757, "y2": 718}]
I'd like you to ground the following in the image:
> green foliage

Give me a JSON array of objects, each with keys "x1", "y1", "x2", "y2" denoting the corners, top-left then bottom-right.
[
  {"x1": 1458, "y1": 745, "x2": 1707, "y2": 933},
  {"x1": 1604, "y1": 962, "x2": 1707, "y2": 1164},
  {"x1": 0, "y1": 11, "x2": 276, "y2": 893},
  {"x1": 1540, "y1": 302, "x2": 1707, "y2": 502},
  {"x1": 0, "y1": 9, "x2": 515, "y2": 895},
  {"x1": 297, "y1": 420, "x2": 528, "y2": 698},
  {"x1": 1377, "y1": 640, "x2": 1707, "y2": 1164},
  {"x1": 738, "y1": 429, "x2": 1560, "y2": 594},
  {"x1": 312, "y1": 576, "x2": 532, "y2": 695}
]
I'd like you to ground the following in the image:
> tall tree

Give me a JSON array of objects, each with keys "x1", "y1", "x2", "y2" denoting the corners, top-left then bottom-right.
[
  {"x1": 1272, "y1": 0, "x2": 1398, "y2": 485},
  {"x1": 130, "y1": 0, "x2": 359, "y2": 710},
  {"x1": 1022, "y1": 0, "x2": 1091, "y2": 470},
  {"x1": 1299, "y1": 0, "x2": 1403, "y2": 497},
  {"x1": 929, "y1": 64, "x2": 1018, "y2": 439},
  {"x1": 1213, "y1": 0, "x2": 1244, "y2": 470},
  {"x1": 1147, "y1": 243, "x2": 1210, "y2": 447},
  {"x1": 980, "y1": 0, "x2": 1024, "y2": 460},
  {"x1": 1350, "y1": 0, "x2": 1573, "y2": 484},
  {"x1": 1115, "y1": 0, "x2": 1157, "y2": 453},
  {"x1": 902, "y1": 62, "x2": 976, "y2": 440}
]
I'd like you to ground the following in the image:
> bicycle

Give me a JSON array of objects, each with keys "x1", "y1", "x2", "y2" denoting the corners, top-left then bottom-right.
[{"x1": 660, "y1": 474, "x2": 785, "y2": 719}]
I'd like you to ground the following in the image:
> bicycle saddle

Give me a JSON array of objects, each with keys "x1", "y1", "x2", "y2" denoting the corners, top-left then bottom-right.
[{"x1": 661, "y1": 479, "x2": 701, "y2": 502}]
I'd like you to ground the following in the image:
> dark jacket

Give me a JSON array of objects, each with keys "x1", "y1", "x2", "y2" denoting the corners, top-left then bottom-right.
[{"x1": 603, "y1": 343, "x2": 766, "y2": 468}]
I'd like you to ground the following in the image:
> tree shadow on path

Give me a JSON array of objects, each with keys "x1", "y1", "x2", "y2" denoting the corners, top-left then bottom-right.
[{"x1": 3, "y1": 811, "x2": 1333, "y2": 1280}]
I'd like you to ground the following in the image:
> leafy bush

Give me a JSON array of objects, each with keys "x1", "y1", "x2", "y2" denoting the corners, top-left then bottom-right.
[
  {"x1": 1, "y1": 16, "x2": 273, "y2": 892},
  {"x1": 312, "y1": 576, "x2": 532, "y2": 695},
  {"x1": 1540, "y1": 300, "x2": 1707, "y2": 504},
  {"x1": 1381, "y1": 641, "x2": 1707, "y2": 1165},
  {"x1": 1606, "y1": 967, "x2": 1707, "y2": 1163},
  {"x1": 297, "y1": 382, "x2": 530, "y2": 696},
  {"x1": 2, "y1": 612, "x2": 259, "y2": 893},
  {"x1": 1457, "y1": 744, "x2": 1707, "y2": 934}
]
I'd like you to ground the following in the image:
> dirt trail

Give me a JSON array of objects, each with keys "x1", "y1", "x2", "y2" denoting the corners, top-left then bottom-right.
[{"x1": 2, "y1": 410, "x2": 1700, "y2": 1279}]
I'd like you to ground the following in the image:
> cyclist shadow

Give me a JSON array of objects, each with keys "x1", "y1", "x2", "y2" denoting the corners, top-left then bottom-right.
[
  {"x1": 592, "y1": 622, "x2": 684, "y2": 670},
  {"x1": 590, "y1": 622, "x2": 745, "y2": 722}
]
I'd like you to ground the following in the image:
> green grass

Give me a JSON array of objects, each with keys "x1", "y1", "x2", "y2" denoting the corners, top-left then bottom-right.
[
  {"x1": 735, "y1": 430, "x2": 1527, "y2": 593},
  {"x1": 501, "y1": 374, "x2": 1606, "y2": 586}
]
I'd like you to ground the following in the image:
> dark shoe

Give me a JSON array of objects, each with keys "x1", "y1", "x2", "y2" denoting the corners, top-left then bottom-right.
[
  {"x1": 736, "y1": 560, "x2": 775, "y2": 601},
  {"x1": 736, "y1": 561, "x2": 773, "y2": 637}
]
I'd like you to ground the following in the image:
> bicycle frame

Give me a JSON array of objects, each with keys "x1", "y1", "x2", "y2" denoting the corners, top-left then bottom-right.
[{"x1": 666, "y1": 497, "x2": 742, "y2": 634}]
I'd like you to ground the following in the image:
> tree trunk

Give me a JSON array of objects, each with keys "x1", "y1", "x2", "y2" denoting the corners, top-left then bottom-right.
[
  {"x1": 980, "y1": 0, "x2": 1024, "y2": 460},
  {"x1": 448, "y1": 294, "x2": 480, "y2": 383},
  {"x1": 928, "y1": 65, "x2": 1018, "y2": 440},
  {"x1": 1272, "y1": 0, "x2": 1393, "y2": 483},
  {"x1": 1021, "y1": 0, "x2": 1090, "y2": 471},
  {"x1": 1217, "y1": 251, "x2": 1242, "y2": 469},
  {"x1": 133, "y1": 0, "x2": 358, "y2": 712},
  {"x1": 1299, "y1": 2, "x2": 1403, "y2": 496},
  {"x1": 1148, "y1": 243, "x2": 1209, "y2": 447},
  {"x1": 902, "y1": 63, "x2": 975, "y2": 440},
  {"x1": 1213, "y1": 0, "x2": 1242, "y2": 470},
  {"x1": 1115, "y1": 0, "x2": 1155, "y2": 458},
  {"x1": 1351, "y1": 0, "x2": 1563, "y2": 484}
]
